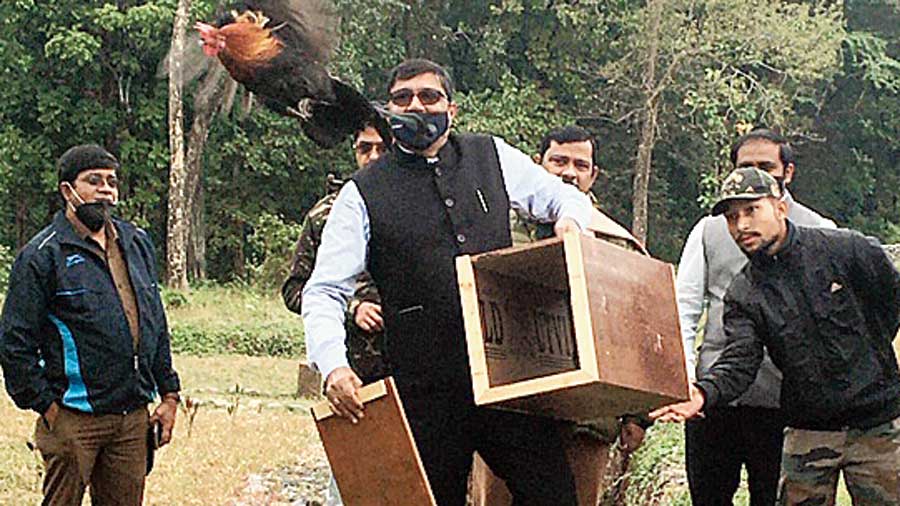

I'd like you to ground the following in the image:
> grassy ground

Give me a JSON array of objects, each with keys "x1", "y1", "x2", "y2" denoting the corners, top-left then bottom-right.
[
  {"x1": 0, "y1": 282, "x2": 896, "y2": 505},
  {"x1": 626, "y1": 421, "x2": 857, "y2": 505},
  {"x1": 164, "y1": 285, "x2": 300, "y2": 335},
  {"x1": 0, "y1": 354, "x2": 321, "y2": 506}
]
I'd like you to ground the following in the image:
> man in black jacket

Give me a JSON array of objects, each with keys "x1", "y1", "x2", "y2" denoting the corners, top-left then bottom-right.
[
  {"x1": 303, "y1": 59, "x2": 590, "y2": 505},
  {"x1": 652, "y1": 167, "x2": 900, "y2": 505},
  {"x1": 0, "y1": 145, "x2": 180, "y2": 506}
]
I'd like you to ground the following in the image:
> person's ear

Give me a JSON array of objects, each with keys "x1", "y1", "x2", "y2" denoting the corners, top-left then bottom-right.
[
  {"x1": 59, "y1": 182, "x2": 74, "y2": 203},
  {"x1": 783, "y1": 163, "x2": 795, "y2": 186},
  {"x1": 776, "y1": 198, "x2": 788, "y2": 218},
  {"x1": 447, "y1": 101, "x2": 459, "y2": 123},
  {"x1": 532, "y1": 153, "x2": 542, "y2": 164}
]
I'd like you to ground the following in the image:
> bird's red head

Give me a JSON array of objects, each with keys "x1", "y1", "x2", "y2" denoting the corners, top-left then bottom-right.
[{"x1": 195, "y1": 22, "x2": 226, "y2": 57}]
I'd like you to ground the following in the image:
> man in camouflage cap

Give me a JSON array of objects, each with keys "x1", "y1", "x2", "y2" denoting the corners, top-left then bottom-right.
[
  {"x1": 652, "y1": 167, "x2": 900, "y2": 505},
  {"x1": 282, "y1": 124, "x2": 388, "y2": 506},
  {"x1": 282, "y1": 124, "x2": 390, "y2": 384},
  {"x1": 674, "y1": 129, "x2": 836, "y2": 506}
]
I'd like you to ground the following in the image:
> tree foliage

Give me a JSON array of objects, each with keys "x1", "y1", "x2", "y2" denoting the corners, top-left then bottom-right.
[{"x1": 0, "y1": 0, "x2": 896, "y2": 280}]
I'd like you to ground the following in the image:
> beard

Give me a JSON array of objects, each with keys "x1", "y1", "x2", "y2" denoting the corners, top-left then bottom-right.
[{"x1": 738, "y1": 234, "x2": 777, "y2": 260}]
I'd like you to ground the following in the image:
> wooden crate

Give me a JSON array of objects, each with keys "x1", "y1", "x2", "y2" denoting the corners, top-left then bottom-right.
[
  {"x1": 456, "y1": 230, "x2": 689, "y2": 422},
  {"x1": 311, "y1": 377, "x2": 436, "y2": 506}
]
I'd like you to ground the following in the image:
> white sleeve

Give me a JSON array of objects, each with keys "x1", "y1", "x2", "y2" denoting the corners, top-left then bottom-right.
[
  {"x1": 675, "y1": 218, "x2": 708, "y2": 380},
  {"x1": 301, "y1": 182, "x2": 370, "y2": 379}
]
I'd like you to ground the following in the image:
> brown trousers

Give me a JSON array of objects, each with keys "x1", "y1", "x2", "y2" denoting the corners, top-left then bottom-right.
[
  {"x1": 469, "y1": 430, "x2": 614, "y2": 506},
  {"x1": 33, "y1": 406, "x2": 149, "y2": 506}
]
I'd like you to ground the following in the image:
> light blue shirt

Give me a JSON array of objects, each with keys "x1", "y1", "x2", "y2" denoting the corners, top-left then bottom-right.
[{"x1": 302, "y1": 136, "x2": 593, "y2": 379}]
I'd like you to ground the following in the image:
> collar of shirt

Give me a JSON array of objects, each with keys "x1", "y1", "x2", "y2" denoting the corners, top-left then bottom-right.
[
  {"x1": 64, "y1": 210, "x2": 118, "y2": 258},
  {"x1": 394, "y1": 142, "x2": 440, "y2": 165}
]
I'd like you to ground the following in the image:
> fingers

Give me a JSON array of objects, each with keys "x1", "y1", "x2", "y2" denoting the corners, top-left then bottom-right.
[
  {"x1": 649, "y1": 402, "x2": 705, "y2": 423},
  {"x1": 368, "y1": 308, "x2": 384, "y2": 330},
  {"x1": 648, "y1": 405, "x2": 669, "y2": 420},
  {"x1": 160, "y1": 423, "x2": 174, "y2": 447},
  {"x1": 325, "y1": 368, "x2": 365, "y2": 423},
  {"x1": 355, "y1": 303, "x2": 384, "y2": 332}
]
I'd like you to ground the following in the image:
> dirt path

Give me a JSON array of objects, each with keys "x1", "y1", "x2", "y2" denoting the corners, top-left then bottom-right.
[{"x1": 228, "y1": 451, "x2": 332, "y2": 506}]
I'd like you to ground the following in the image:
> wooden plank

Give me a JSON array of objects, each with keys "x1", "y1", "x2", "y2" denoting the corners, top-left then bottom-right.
[
  {"x1": 487, "y1": 381, "x2": 678, "y2": 421},
  {"x1": 457, "y1": 255, "x2": 491, "y2": 401},
  {"x1": 562, "y1": 230, "x2": 599, "y2": 381},
  {"x1": 312, "y1": 378, "x2": 436, "y2": 506},
  {"x1": 580, "y1": 238, "x2": 687, "y2": 401}
]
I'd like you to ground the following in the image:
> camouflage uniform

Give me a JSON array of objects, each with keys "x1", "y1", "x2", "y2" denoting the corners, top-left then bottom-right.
[
  {"x1": 511, "y1": 192, "x2": 637, "y2": 252},
  {"x1": 779, "y1": 416, "x2": 900, "y2": 505},
  {"x1": 282, "y1": 175, "x2": 390, "y2": 384}
]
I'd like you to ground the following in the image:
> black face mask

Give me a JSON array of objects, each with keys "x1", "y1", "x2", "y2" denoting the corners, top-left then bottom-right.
[
  {"x1": 75, "y1": 202, "x2": 113, "y2": 233},
  {"x1": 64, "y1": 184, "x2": 114, "y2": 233},
  {"x1": 389, "y1": 111, "x2": 449, "y2": 151}
]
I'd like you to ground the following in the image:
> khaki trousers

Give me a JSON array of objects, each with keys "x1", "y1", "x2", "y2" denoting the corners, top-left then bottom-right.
[{"x1": 34, "y1": 406, "x2": 149, "y2": 506}]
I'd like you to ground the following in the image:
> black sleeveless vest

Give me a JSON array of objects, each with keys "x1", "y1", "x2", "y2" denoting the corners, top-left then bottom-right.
[{"x1": 353, "y1": 134, "x2": 511, "y2": 391}]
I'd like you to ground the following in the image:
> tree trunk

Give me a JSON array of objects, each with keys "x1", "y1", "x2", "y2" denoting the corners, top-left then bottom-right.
[
  {"x1": 15, "y1": 199, "x2": 28, "y2": 249},
  {"x1": 184, "y1": 66, "x2": 235, "y2": 281},
  {"x1": 225, "y1": 91, "x2": 254, "y2": 282},
  {"x1": 165, "y1": 0, "x2": 191, "y2": 289},
  {"x1": 630, "y1": 0, "x2": 663, "y2": 246}
]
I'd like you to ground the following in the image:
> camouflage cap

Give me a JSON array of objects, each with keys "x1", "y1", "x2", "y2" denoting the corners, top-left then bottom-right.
[{"x1": 711, "y1": 167, "x2": 783, "y2": 216}]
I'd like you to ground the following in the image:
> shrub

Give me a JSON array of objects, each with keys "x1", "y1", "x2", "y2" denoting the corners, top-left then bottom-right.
[
  {"x1": 0, "y1": 243, "x2": 12, "y2": 294},
  {"x1": 169, "y1": 323, "x2": 304, "y2": 358},
  {"x1": 246, "y1": 212, "x2": 303, "y2": 290}
]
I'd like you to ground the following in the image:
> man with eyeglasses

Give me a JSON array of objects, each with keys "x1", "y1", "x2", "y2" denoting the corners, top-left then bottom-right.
[
  {"x1": 672, "y1": 129, "x2": 836, "y2": 506},
  {"x1": 303, "y1": 58, "x2": 592, "y2": 505},
  {"x1": 0, "y1": 144, "x2": 180, "y2": 505}
]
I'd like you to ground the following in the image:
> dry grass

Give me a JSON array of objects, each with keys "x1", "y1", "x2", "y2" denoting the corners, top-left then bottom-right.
[
  {"x1": 144, "y1": 405, "x2": 319, "y2": 506},
  {"x1": 165, "y1": 285, "x2": 301, "y2": 333},
  {"x1": 174, "y1": 354, "x2": 302, "y2": 399},
  {"x1": 0, "y1": 354, "x2": 324, "y2": 506}
]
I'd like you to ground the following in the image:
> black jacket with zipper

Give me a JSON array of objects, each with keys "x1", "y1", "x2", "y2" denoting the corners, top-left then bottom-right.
[
  {"x1": 696, "y1": 221, "x2": 900, "y2": 430},
  {"x1": 0, "y1": 211, "x2": 180, "y2": 416}
]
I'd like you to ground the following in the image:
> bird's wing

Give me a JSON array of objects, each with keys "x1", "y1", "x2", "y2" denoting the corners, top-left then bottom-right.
[
  {"x1": 238, "y1": 0, "x2": 340, "y2": 64},
  {"x1": 299, "y1": 78, "x2": 391, "y2": 149}
]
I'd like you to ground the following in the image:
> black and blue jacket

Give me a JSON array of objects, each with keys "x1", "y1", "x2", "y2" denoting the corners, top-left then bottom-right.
[{"x1": 0, "y1": 211, "x2": 180, "y2": 415}]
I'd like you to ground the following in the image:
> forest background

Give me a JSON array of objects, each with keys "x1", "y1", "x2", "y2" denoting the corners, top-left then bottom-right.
[{"x1": 0, "y1": 0, "x2": 897, "y2": 289}]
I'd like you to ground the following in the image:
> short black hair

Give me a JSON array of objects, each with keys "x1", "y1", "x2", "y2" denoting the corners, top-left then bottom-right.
[
  {"x1": 729, "y1": 128, "x2": 795, "y2": 168},
  {"x1": 539, "y1": 126, "x2": 597, "y2": 166},
  {"x1": 386, "y1": 59, "x2": 454, "y2": 101},
  {"x1": 57, "y1": 144, "x2": 119, "y2": 184}
]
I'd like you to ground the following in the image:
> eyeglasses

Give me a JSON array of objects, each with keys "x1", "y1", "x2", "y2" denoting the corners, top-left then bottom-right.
[
  {"x1": 389, "y1": 88, "x2": 447, "y2": 107},
  {"x1": 355, "y1": 141, "x2": 386, "y2": 156},
  {"x1": 78, "y1": 173, "x2": 119, "y2": 189}
]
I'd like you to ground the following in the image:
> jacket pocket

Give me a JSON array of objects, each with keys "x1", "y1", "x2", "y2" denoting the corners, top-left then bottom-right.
[
  {"x1": 54, "y1": 288, "x2": 94, "y2": 314},
  {"x1": 385, "y1": 305, "x2": 427, "y2": 372}
]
